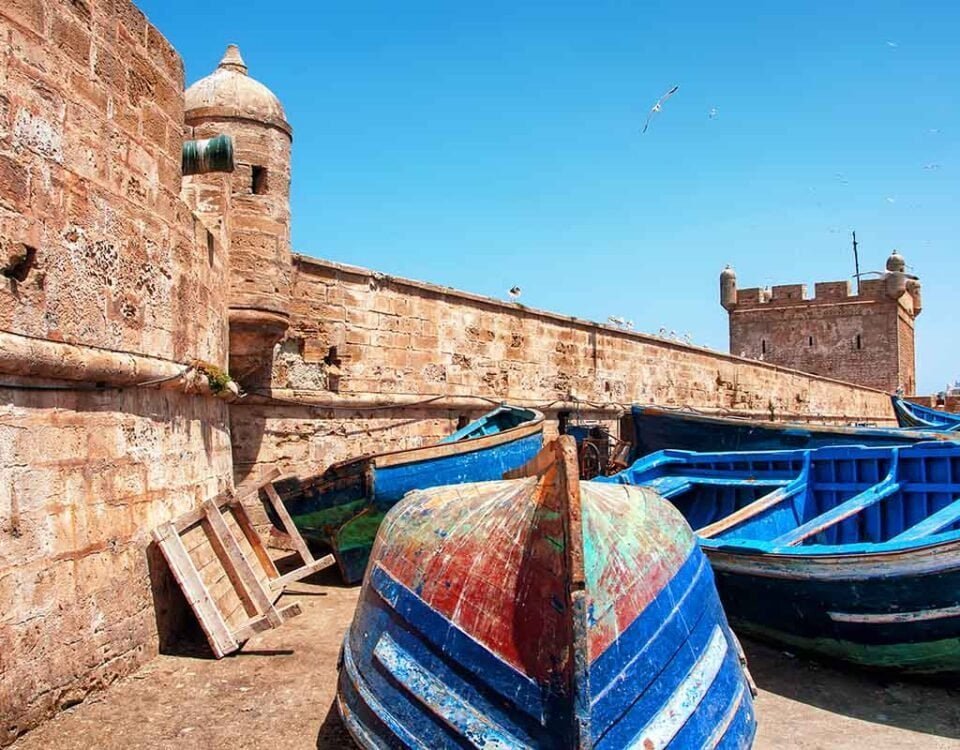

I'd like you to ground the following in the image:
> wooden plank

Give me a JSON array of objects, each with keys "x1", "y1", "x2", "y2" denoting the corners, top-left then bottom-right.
[
  {"x1": 228, "y1": 502, "x2": 281, "y2": 581},
  {"x1": 173, "y1": 488, "x2": 233, "y2": 532},
  {"x1": 234, "y1": 467, "x2": 282, "y2": 505},
  {"x1": 262, "y1": 482, "x2": 314, "y2": 563},
  {"x1": 223, "y1": 511, "x2": 270, "y2": 589},
  {"x1": 152, "y1": 522, "x2": 238, "y2": 658},
  {"x1": 772, "y1": 477, "x2": 901, "y2": 547},
  {"x1": 203, "y1": 501, "x2": 283, "y2": 627},
  {"x1": 698, "y1": 476, "x2": 807, "y2": 539},
  {"x1": 890, "y1": 496, "x2": 960, "y2": 542},
  {"x1": 233, "y1": 602, "x2": 302, "y2": 643},
  {"x1": 268, "y1": 554, "x2": 336, "y2": 591}
]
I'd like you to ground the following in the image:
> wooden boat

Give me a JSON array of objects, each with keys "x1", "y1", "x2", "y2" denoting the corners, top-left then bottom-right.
[
  {"x1": 271, "y1": 405, "x2": 544, "y2": 583},
  {"x1": 891, "y1": 396, "x2": 960, "y2": 431},
  {"x1": 337, "y1": 437, "x2": 757, "y2": 749},
  {"x1": 630, "y1": 404, "x2": 952, "y2": 460},
  {"x1": 601, "y1": 441, "x2": 960, "y2": 674}
]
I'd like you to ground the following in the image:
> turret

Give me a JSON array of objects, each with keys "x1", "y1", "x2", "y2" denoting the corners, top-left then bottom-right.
[
  {"x1": 184, "y1": 44, "x2": 293, "y2": 380},
  {"x1": 720, "y1": 265, "x2": 737, "y2": 311},
  {"x1": 883, "y1": 249, "x2": 921, "y2": 315}
]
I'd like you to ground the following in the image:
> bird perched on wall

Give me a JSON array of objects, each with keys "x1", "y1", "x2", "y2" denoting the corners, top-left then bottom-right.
[
  {"x1": 508, "y1": 286, "x2": 521, "y2": 300},
  {"x1": 642, "y1": 85, "x2": 679, "y2": 133}
]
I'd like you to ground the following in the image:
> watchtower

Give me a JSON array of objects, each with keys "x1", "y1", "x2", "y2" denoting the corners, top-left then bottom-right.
[
  {"x1": 720, "y1": 252, "x2": 922, "y2": 394},
  {"x1": 184, "y1": 45, "x2": 293, "y2": 379}
]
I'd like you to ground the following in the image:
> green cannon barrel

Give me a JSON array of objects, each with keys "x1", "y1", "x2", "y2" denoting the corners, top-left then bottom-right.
[{"x1": 182, "y1": 134, "x2": 235, "y2": 176}]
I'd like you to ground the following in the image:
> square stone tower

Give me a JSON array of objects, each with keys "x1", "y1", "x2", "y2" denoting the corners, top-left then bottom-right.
[{"x1": 720, "y1": 252, "x2": 922, "y2": 394}]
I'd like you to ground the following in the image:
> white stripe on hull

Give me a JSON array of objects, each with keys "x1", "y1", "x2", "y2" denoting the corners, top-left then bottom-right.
[
  {"x1": 828, "y1": 603, "x2": 960, "y2": 624},
  {"x1": 628, "y1": 626, "x2": 728, "y2": 750}
]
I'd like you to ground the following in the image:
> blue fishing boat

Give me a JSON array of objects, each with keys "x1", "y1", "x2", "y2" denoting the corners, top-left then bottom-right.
[
  {"x1": 630, "y1": 404, "x2": 951, "y2": 460},
  {"x1": 338, "y1": 437, "x2": 757, "y2": 748},
  {"x1": 602, "y1": 441, "x2": 960, "y2": 674},
  {"x1": 891, "y1": 396, "x2": 960, "y2": 431},
  {"x1": 271, "y1": 405, "x2": 544, "y2": 583}
]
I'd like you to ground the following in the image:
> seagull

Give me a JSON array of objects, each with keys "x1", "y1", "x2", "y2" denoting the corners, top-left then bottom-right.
[
  {"x1": 885, "y1": 196, "x2": 896, "y2": 204},
  {"x1": 508, "y1": 286, "x2": 521, "y2": 300},
  {"x1": 886, "y1": 40, "x2": 898, "y2": 48},
  {"x1": 923, "y1": 163, "x2": 941, "y2": 170},
  {"x1": 642, "y1": 85, "x2": 680, "y2": 133},
  {"x1": 708, "y1": 107, "x2": 718, "y2": 120}
]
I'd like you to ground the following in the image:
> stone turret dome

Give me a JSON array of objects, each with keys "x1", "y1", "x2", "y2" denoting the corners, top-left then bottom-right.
[{"x1": 185, "y1": 45, "x2": 291, "y2": 135}]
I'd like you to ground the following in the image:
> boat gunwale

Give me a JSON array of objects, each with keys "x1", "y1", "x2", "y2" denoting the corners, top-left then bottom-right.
[
  {"x1": 301, "y1": 407, "x2": 544, "y2": 487},
  {"x1": 634, "y1": 404, "x2": 952, "y2": 441}
]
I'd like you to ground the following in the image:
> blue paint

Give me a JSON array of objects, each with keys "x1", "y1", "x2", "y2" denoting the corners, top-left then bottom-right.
[
  {"x1": 603, "y1": 441, "x2": 960, "y2": 673},
  {"x1": 892, "y1": 396, "x2": 960, "y2": 431},
  {"x1": 268, "y1": 405, "x2": 544, "y2": 583},
  {"x1": 338, "y1": 473, "x2": 756, "y2": 748},
  {"x1": 630, "y1": 404, "x2": 952, "y2": 461}
]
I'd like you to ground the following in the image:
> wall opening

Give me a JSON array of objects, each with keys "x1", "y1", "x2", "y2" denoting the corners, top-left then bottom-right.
[
  {"x1": 206, "y1": 230, "x2": 215, "y2": 265},
  {"x1": 761, "y1": 339, "x2": 766, "y2": 355},
  {"x1": 251, "y1": 166, "x2": 268, "y2": 195},
  {"x1": 855, "y1": 334, "x2": 862, "y2": 350},
  {"x1": 808, "y1": 336, "x2": 814, "y2": 347}
]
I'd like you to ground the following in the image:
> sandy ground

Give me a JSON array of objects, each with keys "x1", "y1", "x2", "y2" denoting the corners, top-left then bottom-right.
[{"x1": 12, "y1": 562, "x2": 960, "y2": 750}]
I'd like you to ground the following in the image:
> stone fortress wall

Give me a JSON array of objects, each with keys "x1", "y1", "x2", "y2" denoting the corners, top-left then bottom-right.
[
  {"x1": 232, "y1": 255, "x2": 896, "y2": 490},
  {"x1": 0, "y1": 1, "x2": 233, "y2": 743},
  {"x1": 0, "y1": 0, "x2": 905, "y2": 744}
]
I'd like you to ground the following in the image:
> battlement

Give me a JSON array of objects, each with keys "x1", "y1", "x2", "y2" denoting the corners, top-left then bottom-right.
[
  {"x1": 732, "y1": 277, "x2": 905, "y2": 309},
  {"x1": 720, "y1": 252, "x2": 921, "y2": 394}
]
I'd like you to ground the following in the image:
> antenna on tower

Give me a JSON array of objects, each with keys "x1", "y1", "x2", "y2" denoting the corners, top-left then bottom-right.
[{"x1": 852, "y1": 230, "x2": 861, "y2": 294}]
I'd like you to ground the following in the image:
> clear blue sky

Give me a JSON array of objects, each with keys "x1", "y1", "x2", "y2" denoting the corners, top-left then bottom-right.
[{"x1": 141, "y1": 1, "x2": 958, "y2": 394}]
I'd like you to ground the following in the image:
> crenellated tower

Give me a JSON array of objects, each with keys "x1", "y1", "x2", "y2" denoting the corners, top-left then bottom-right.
[
  {"x1": 721, "y1": 251, "x2": 922, "y2": 394},
  {"x1": 184, "y1": 45, "x2": 293, "y2": 381}
]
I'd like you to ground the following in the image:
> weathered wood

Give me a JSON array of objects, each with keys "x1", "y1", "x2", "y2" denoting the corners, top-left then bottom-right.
[
  {"x1": 203, "y1": 501, "x2": 282, "y2": 626},
  {"x1": 268, "y1": 554, "x2": 336, "y2": 591},
  {"x1": 229, "y1": 503, "x2": 281, "y2": 581},
  {"x1": 263, "y1": 482, "x2": 314, "y2": 563},
  {"x1": 773, "y1": 477, "x2": 901, "y2": 547},
  {"x1": 153, "y1": 522, "x2": 238, "y2": 658},
  {"x1": 698, "y1": 464, "x2": 809, "y2": 539},
  {"x1": 233, "y1": 603, "x2": 302, "y2": 643}
]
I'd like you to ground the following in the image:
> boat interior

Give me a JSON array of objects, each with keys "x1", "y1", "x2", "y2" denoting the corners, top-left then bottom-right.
[
  {"x1": 613, "y1": 443, "x2": 960, "y2": 549},
  {"x1": 438, "y1": 405, "x2": 538, "y2": 443}
]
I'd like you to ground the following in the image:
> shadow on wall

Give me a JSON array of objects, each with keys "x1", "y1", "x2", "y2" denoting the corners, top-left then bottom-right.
[{"x1": 145, "y1": 542, "x2": 213, "y2": 658}]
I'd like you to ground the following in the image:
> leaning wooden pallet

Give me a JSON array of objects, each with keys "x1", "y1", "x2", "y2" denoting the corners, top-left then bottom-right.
[{"x1": 152, "y1": 469, "x2": 334, "y2": 658}]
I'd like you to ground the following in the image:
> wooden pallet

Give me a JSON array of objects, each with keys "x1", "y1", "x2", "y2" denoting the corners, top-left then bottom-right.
[{"x1": 152, "y1": 469, "x2": 335, "y2": 658}]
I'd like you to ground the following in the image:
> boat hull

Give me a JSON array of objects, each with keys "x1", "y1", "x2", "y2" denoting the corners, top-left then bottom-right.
[
  {"x1": 337, "y1": 440, "x2": 757, "y2": 749},
  {"x1": 892, "y1": 396, "x2": 960, "y2": 431},
  {"x1": 604, "y1": 442, "x2": 960, "y2": 675},
  {"x1": 630, "y1": 405, "x2": 948, "y2": 460},
  {"x1": 275, "y1": 413, "x2": 544, "y2": 583},
  {"x1": 705, "y1": 540, "x2": 960, "y2": 674}
]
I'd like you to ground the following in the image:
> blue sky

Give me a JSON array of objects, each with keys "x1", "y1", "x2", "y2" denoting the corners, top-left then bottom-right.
[{"x1": 141, "y1": 1, "x2": 958, "y2": 394}]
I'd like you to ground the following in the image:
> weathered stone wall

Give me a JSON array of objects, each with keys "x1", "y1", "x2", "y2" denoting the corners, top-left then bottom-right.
[
  {"x1": 0, "y1": 390, "x2": 232, "y2": 744},
  {"x1": 0, "y1": 1, "x2": 233, "y2": 744},
  {"x1": 232, "y1": 256, "x2": 897, "y2": 487},
  {"x1": 728, "y1": 279, "x2": 916, "y2": 394}
]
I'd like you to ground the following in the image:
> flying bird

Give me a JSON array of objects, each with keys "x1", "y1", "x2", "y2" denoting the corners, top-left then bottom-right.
[
  {"x1": 642, "y1": 85, "x2": 680, "y2": 133},
  {"x1": 708, "y1": 107, "x2": 718, "y2": 120},
  {"x1": 508, "y1": 286, "x2": 521, "y2": 300},
  {"x1": 886, "y1": 40, "x2": 899, "y2": 48},
  {"x1": 923, "y1": 163, "x2": 941, "y2": 170}
]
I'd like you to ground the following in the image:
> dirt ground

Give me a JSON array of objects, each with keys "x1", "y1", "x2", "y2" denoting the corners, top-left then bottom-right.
[{"x1": 12, "y1": 562, "x2": 960, "y2": 750}]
